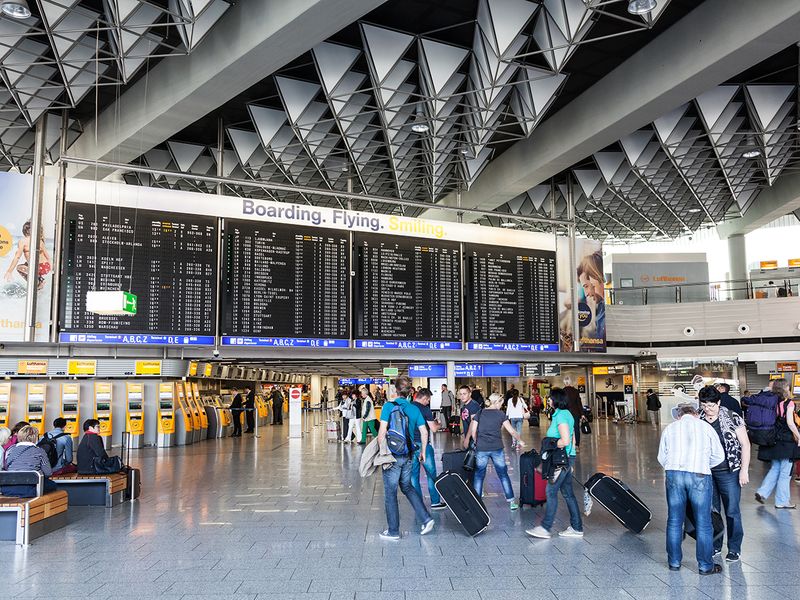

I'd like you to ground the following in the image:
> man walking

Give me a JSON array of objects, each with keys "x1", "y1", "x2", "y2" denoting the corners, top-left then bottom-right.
[
  {"x1": 440, "y1": 384, "x2": 454, "y2": 425},
  {"x1": 411, "y1": 388, "x2": 446, "y2": 510},
  {"x1": 459, "y1": 385, "x2": 480, "y2": 438},
  {"x1": 646, "y1": 389, "x2": 661, "y2": 425},
  {"x1": 377, "y1": 375, "x2": 435, "y2": 540},
  {"x1": 658, "y1": 403, "x2": 725, "y2": 574}
]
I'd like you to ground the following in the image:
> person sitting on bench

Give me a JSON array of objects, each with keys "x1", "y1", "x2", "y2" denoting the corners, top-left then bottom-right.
[
  {"x1": 2, "y1": 425, "x2": 58, "y2": 497},
  {"x1": 44, "y1": 417, "x2": 77, "y2": 476},
  {"x1": 77, "y1": 419, "x2": 118, "y2": 475}
]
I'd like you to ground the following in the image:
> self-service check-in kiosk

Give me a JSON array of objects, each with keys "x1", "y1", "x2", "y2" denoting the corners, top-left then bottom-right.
[
  {"x1": 256, "y1": 394, "x2": 267, "y2": 427},
  {"x1": 0, "y1": 383, "x2": 11, "y2": 429},
  {"x1": 126, "y1": 383, "x2": 145, "y2": 448},
  {"x1": 94, "y1": 382, "x2": 113, "y2": 451},
  {"x1": 26, "y1": 383, "x2": 46, "y2": 435},
  {"x1": 201, "y1": 395, "x2": 219, "y2": 439},
  {"x1": 191, "y1": 382, "x2": 209, "y2": 439},
  {"x1": 157, "y1": 382, "x2": 176, "y2": 447},
  {"x1": 60, "y1": 383, "x2": 80, "y2": 448},
  {"x1": 215, "y1": 395, "x2": 233, "y2": 437},
  {"x1": 174, "y1": 382, "x2": 194, "y2": 446},
  {"x1": 180, "y1": 382, "x2": 201, "y2": 443}
]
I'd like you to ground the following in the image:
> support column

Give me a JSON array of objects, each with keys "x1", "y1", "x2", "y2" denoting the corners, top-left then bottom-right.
[
  {"x1": 566, "y1": 175, "x2": 580, "y2": 352},
  {"x1": 24, "y1": 117, "x2": 47, "y2": 342},
  {"x1": 446, "y1": 361, "x2": 456, "y2": 393},
  {"x1": 310, "y1": 374, "x2": 321, "y2": 409},
  {"x1": 728, "y1": 233, "x2": 748, "y2": 299},
  {"x1": 50, "y1": 110, "x2": 69, "y2": 342}
]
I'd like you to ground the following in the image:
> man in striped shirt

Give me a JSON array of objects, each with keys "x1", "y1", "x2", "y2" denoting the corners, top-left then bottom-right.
[{"x1": 658, "y1": 403, "x2": 724, "y2": 575}]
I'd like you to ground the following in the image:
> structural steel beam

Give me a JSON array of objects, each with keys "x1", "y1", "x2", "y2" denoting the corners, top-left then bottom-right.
[
  {"x1": 420, "y1": 0, "x2": 800, "y2": 222},
  {"x1": 717, "y1": 171, "x2": 800, "y2": 238},
  {"x1": 66, "y1": 0, "x2": 387, "y2": 178}
]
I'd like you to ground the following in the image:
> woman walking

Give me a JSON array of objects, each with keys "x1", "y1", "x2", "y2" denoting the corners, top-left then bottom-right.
[
  {"x1": 755, "y1": 379, "x2": 800, "y2": 509},
  {"x1": 359, "y1": 386, "x2": 378, "y2": 444},
  {"x1": 526, "y1": 388, "x2": 584, "y2": 538},
  {"x1": 464, "y1": 393, "x2": 525, "y2": 510},
  {"x1": 505, "y1": 389, "x2": 528, "y2": 449}
]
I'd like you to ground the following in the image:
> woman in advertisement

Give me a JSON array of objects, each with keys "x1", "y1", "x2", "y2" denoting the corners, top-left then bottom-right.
[
  {"x1": 4, "y1": 220, "x2": 51, "y2": 290},
  {"x1": 576, "y1": 251, "x2": 606, "y2": 350}
]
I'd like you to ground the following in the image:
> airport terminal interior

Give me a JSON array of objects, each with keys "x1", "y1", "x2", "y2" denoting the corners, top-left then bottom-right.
[{"x1": 1, "y1": 0, "x2": 800, "y2": 598}]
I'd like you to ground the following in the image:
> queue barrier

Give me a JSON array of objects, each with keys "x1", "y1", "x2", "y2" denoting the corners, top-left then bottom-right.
[{"x1": 0, "y1": 471, "x2": 68, "y2": 545}]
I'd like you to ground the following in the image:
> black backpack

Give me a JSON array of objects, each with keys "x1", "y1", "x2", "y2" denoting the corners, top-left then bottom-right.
[{"x1": 38, "y1": 432, "x2": 68, "y2": 468}]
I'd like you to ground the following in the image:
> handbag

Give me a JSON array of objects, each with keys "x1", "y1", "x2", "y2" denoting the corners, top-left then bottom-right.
[
  {"x1": 92, "y1": 455, "x2": 123, "y2": 474},
  {"x1": 580, "y1": 421, "x2": 591, "y2": 435},
  {"x1": 463, "y1": 440, "x2": 477, "y2": 472}
]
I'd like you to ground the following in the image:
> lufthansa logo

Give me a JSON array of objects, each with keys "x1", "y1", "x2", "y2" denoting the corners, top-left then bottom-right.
[{"x1": 640, "y1": 274, "x2": 650, "y2": 283}]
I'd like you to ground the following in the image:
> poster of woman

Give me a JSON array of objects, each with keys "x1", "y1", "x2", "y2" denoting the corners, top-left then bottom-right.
[{"x1": 557, "y1": 238, "x2": 607, "y2": 352}]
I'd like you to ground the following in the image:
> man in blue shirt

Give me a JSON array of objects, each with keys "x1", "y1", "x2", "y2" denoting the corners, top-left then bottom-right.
[
  {"x1": 411, "y1": 388, "x2": 446, "y2": 510},
  {"x1": 46, "y1": 417, "x2": 76, "y2": 475},
  {"x1": 377, "y1": 376, "x2": 434, "y2": 540}
]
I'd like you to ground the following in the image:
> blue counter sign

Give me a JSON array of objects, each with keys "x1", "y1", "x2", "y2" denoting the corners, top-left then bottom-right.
[
  {"x1": 59, "y1": 333, "x2": 215, "y2": 346},
  {"x1": 221, "y1": 337, "x2": 349, "y2": 348},
  {"x1": 408, "y1": 364, "x2": 447, "y2": 378}
]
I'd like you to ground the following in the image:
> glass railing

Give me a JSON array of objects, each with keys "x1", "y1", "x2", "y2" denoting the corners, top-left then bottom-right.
[{"x1": 607, "y1": 276, "x2": 799, "y2": 305}]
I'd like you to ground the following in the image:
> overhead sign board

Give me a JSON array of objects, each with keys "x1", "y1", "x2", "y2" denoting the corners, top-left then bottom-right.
[
  {"x1": 17, "y1": 360, "x2": 48, "y2": 376},
  {"x1": 67, "y1": 359, "x2": 96, "y2": 376},
  {"x1": 383, "y1": 367, "x2": 399, "y2": 377},
  {"x1": 408, "y1": 364, "x2": 447, "y2": 378},
  {"x1": 135, "y1": 360, "x2": 162, "y2": 376},
  {"x1": 455, "y1": 363, "x2": 520, "y2": 378},
  {"x1": 777, "y1": 362, "x2": 798, "y2": 373},
  {"x1": 188, "y1": 362, "x2": 198, "y2": 376}
]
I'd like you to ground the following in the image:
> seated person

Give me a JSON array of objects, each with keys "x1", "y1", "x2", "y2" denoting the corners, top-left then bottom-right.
[
  {"x1": 44, "y1": 417, "x2": 77, "y2": 475},
  {"x1": 77, "y1": 419, "x2": 115, "y2": 474},
  {"x1": 2, "y1": 425, "x2": 58, "y2": 497}
]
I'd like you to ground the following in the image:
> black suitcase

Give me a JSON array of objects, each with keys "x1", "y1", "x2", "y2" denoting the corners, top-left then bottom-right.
[
  {"x1": 125, "y1": 467, "x2": 141, "y2": 501},
  {"x1": 441, "y1": 450, "x2": 473, "y2": 484},
  {"x1": 519, "y1": 450, "x2": 546, "y2": 507},
  {"x1": 434, "y1": 472, "x2": 490, "y2": 536},
  {"x1": 447, "y1": 417, "x2": 461, "y2": 435},
  {"x1": 684, "y1": 504, "x2": 724, "y2": 546},
  {"x1": 585, "y1": 472, "x2": 651, "y2": 533},
  {"x1": 528, "y1": 413, "x2": 540, "y2": 427}
]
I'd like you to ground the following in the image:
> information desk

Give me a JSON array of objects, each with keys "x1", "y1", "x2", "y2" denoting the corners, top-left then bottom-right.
[{"x1": 60, "y1": 203, "x2": 218, "y2": 341}]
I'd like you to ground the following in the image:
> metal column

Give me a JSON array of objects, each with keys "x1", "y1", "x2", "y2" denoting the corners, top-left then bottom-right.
[
  {"x1": 566, "y1": 175, "x2": 580, "y2": 352},
  {"x1": 49, "y1": 110, "x2": 69, "y2": 342},
  {"x1": 24, "y1": 116, "x2": 48, "y2": 342}
]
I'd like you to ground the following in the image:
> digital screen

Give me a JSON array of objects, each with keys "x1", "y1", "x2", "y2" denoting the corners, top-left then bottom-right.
[
  {"x1": 464, "y1": 243, "x2": 558, "y2": 346},
  {"x1": 354, "y1": 233, "x2": 461, "y2": 342},
  {"x1": 96, "y1": 403, "x2": 111, "y2": 411},
  {"x1": 62, "y1": 403, "x2": 78, "y2": 412},
  {"x1": 159, "y1": 401, "x2": 173, "y2": 410},
  {"x1": 60, "y1": 203, "x2": 217, "y2": 338},
  {"x1": 128, "y1": 402, "x2": 142, "y2": 410},
  {"x1": 28, "y1": 405, "x2": 43, "y2": 413},
  {"x1": 0, "y1": 406, "x2": 6, "y2": 413},
  {"x1": 222, "y1": 220, "x2": 349, "y2": 340}
]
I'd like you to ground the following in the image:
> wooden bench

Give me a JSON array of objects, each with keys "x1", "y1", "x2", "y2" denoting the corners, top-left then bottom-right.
[
  {"x1": 52, "y1": 472, "x2": 128, "y2": 508},
  {"x1": 0, "y1": 472, "x2": 69, "y2": 545}
]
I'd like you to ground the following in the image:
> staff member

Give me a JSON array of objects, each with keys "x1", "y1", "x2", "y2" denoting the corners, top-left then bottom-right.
[
  {"x1": 271, "y1": 386, "x2": 284, "y2": 425},
  {"x1": 244, "y1": 387, "x2": 256, "y2": 434},
  {"x1": 230, "y1": 388, "x2": 243, "y2": 437}
]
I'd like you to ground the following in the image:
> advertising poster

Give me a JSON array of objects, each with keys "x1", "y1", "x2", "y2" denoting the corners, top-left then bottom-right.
[
  {"x1": 0, "y1": 173, "x2": 56, "y2": 341},
  {"x1": 557, "y1": 238, "x2": 606, "y2": 353}
]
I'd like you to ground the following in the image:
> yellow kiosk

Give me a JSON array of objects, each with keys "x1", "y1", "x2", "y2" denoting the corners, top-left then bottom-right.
[
  {"x1": 0, "y1": 382, "x2": 11, "y2": 429},
  {"x1": 26, "y1": 383, "x2": 46, "y2": 435},
  {"x1": 256, "y1": 394, "x2": 268, "y2": 427},
  {"x1": 94, "y1": 382, "x2": 113, "y2": 450},
  {"x1": 191, "y1": 382, "x2": 209, "y2": 439},
  {"x1": 157, "y1": 382, "x2": 176, "y2": 447},
  {"x1": 183, "y1": 382, "x2": 205, "y2": 442},
  {"x1": 60, "y1": 383, "x2": 80, "y2": 449},
  {"x1": 126, "y1": 383, "x2": 145, "y2": 448},
  {"x1": 174, "y1": 382, "x2": 194, "y2": 446}
]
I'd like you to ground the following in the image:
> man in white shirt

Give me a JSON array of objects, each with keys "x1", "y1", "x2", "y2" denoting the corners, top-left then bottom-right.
[{"x1": 658, "y1": 403, "x2": 725, "y2": 575}]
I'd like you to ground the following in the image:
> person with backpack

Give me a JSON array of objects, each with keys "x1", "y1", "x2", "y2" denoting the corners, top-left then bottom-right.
[
  {"x1": 377, "y1": 375, "x2": 434, "y2": 540},
  {"x1": 744, "y1": 381, "x2": 781, "y2": 447},
  {"x1": 1, "y1": 425, "x2": 58, "y2": 496},
  {"x1": 754, "y1": 379, "x2": 800, "y2": 509},
  {"x1": 42, "y1": 417, "x2": 76, "y2": 475}
]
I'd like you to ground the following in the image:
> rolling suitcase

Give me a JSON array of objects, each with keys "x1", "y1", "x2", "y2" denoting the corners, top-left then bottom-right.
[
  {"x1": 441, "y1": 450, "x2": 473, "y2": 484},
  {"x1": 447, "y1": 417, "x2": 461, "y2": 435},
  {"x1": 125, "y1": 467, "x2": 141, "y2": 501},
  {"x1": 528, "y1": 413, "x2": 540, "y2": 427},
  {"x1": 434, "y1": 472, "x2": 490, "y2": 536},
  {"x1": 585, "y1": 472, "x2": 651, "y2": 533},
  {"x1": 684, "y1": 504, "x2": 725, "y2": 546},
  {"x1": 519, "y1": 450, "x2": 546, "y2": 507}
]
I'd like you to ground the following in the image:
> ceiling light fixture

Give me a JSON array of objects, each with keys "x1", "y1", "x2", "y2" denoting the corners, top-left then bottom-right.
[
  {"x1": 411, "y1": 105, "x2": 429, "y2": 134},
  {"x1": 688, "y1": 208, "x2": 701, "y2": 213},
  {"x1": 627, "y1": 0, "x2": 656, "y2": 15},
  {"x1": 500, "y1": 221, "x2": 517, "y2": 228},
  {"x1": 1, "y1": 0, "x2": 31, "y2": 18},
  {"x1": 585, "y1": 208, "x2": 597, "y2": 214},
  {"x1": 742, "y1": 134, "x2": 760, "y2": 158}
]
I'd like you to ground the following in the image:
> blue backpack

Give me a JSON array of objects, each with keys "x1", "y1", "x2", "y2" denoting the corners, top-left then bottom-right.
[
  {"x1": 386, "y1": 401, "x2": 413, "y2": 456},
  {"x1": 744, "y1": 390, "x2": 779, "y2": 446}
]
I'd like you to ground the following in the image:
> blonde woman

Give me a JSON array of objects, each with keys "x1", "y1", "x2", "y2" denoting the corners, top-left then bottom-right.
[{"x1": 2, "y1": 425, "x2": 58, "y2": 496}]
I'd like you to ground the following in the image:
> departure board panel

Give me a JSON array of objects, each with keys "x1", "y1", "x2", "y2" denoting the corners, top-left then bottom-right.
[
  {"x1": 354, "y1": 233, "x2": 462, "y2": 349},
  {"x1": 60, "y1": 203, "x2": 217, "y2": 342},
  {"x1": 220, "y1": 220, "x2": 349, "y2": 347},
  {"x1": 464, "y1": 243, "x2": 558, "y2": 351}
]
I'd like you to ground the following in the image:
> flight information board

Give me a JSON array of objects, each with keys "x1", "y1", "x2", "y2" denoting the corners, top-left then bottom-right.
[
  {"x1": 354, "y1": 233, "x2": 462, "y2": 349},
  {"x1": 464, "y1": 243, "x2": 558, "y2": 351},
  {"x1": 220, "y1": 219, "x2": 349, "y2": 347},
  {"x1": 59, "y1": 203, "x2": 217, "y2": 343}
]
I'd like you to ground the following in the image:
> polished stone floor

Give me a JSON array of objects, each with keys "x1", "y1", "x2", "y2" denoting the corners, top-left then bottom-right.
[{"x1": 2, "y1": 413, "x2": 799, "y2": 600}]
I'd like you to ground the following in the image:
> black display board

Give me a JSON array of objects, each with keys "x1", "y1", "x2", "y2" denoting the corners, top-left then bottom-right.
[
  {"x1": 354, "y1": 233, "x2": 461, "y2": 341},
  {"x1": 221, "y1": 220, "x2": 349, "y2": 338},
  {"x1": 60, "y1": 203, "x2": 217, "y2": 335},
  {"x1": 464, "y1": 243, "x2": 558, "y2": 344}
]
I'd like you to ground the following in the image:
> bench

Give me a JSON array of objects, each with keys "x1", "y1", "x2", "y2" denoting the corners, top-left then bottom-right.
[
  {"x1": 0, "y1": 472, "x2": 69, "y2": 545},
  {"x1": 52, "y1": 471, "x2": 128, "y2": 508}
]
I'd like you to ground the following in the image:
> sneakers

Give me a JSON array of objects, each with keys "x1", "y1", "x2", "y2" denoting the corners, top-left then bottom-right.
[
  {"x1": 712, "y1": 549, "x2": 722, "y2": 558},
  {"x1": 725, "y1": 552, "x2": 740, "y2": 563},
  {"x1": 699, "y1": 564, "x2": 723, "y2": 575},
  {"x1": 430, "y1": 502, "x2": 447, "y2": 510},
  {"x1": 525, "y1": 526, "x2": 551, "y2": 539},
  {"x1": 583, "y1": 490, "x2": 593, "y2": 516},
  {"x1": 420, "y1": 519, "x2": 435, "y2": 535},
  {"x1": 754, "y1": 492, "x2": 765, "y2": 504},
  {"x1": 509, "y1": 501, "x2": 519, "y2": 511},
  {"x1": 775, "y1": 504, "x2": 797, "y2": 509},
  {"x1": 558, "y1": 526, "x2": 584, "y2": 538},
  {"x1": 379, "y1": 530, "x2": 401, "y2": 541}
]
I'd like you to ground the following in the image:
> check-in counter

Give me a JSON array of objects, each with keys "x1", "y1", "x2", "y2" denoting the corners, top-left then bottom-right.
[{"x1": 174, "y1": 383, "x2": 194, "y2": 446}]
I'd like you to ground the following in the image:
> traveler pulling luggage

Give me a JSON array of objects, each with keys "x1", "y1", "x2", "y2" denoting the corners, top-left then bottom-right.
[
  {"x1": 518, "y1": 449, "x2": 546, "y2": 507},
  {"x1": 434, "y1": 472, "x2": 490, "y2": 536},
  {"x1": 584, "y1": 472, "x2": 651, "y2": 533},
  {"x1": 441, "y1": 449, "x2": 474, "y2": 484},
  {"x1": 447, "y1": 416, "x2": 461, "y2": 435}
]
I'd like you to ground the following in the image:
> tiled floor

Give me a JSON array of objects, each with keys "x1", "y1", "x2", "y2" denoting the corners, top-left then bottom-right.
[{"x1": 3, "y1": 413, "x2": 799, "y2": 600}]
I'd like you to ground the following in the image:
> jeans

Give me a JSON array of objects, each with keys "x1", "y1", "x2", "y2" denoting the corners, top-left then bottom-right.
[
  {"x1": 648, "y1": 410, "x2": 660, "y2": 425},
  {"x1": 757, "y1": 459, "x2": 794, "y2": 506},
  {"x1": 711, "y1": 469, "x2": 743, "y2": 554},
  {"x1": 510, "y1": 419, "x2": 523, "y2": 444},
  {"x1": 383, "y1": 454, "x2": 432, "y2": 536},
  {"x1": 542, "y1": 457, "x2": 582, "y2": 532},
  {"x1": 665, "y1": 470, "x2": 714, "y2": 571},
  {"x1": 473, "y1": 449, "x2": 515, "y2": 501},
  {"x1": 411, "y1": 444, "x2": 441, "y2": 505}
]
